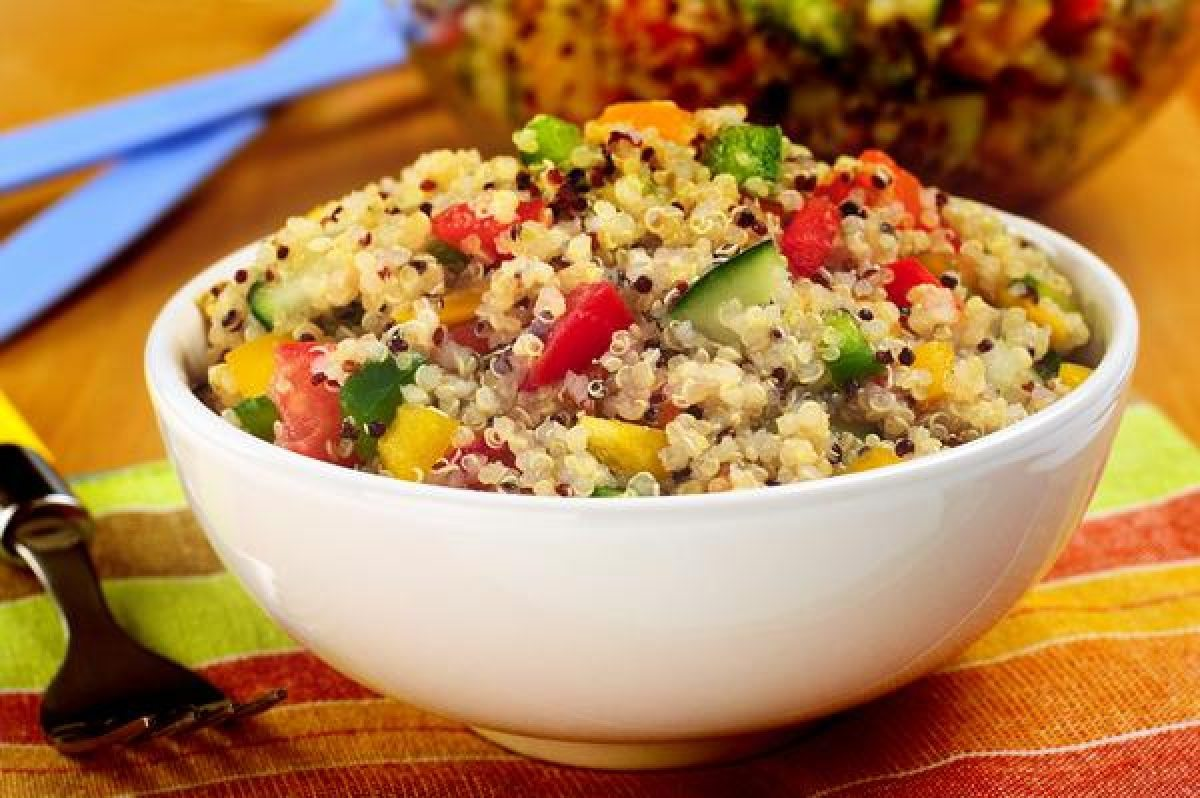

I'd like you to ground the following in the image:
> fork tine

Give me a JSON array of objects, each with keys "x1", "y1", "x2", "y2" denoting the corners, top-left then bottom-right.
[
  {"x1": 223, "y1": 688, "x2": 288, "y2": 724},
  {"x1": 51, "y1": 715, "x2": 153, "y2": 755}
]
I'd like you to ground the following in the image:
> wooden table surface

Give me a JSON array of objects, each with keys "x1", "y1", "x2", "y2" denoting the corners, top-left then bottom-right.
[{"x1": 1, "y1": 1, "x2": 1198, "y2": 475}]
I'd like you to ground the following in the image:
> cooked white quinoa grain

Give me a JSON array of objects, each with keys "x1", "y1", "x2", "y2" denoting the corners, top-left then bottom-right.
[{"x1": 199, "y1": 103, "x2": 1093, "y2": 497}]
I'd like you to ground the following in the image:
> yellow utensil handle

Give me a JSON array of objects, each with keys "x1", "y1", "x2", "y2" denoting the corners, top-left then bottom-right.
[{"x1": 0, "y1": 390, "x2": 52, "y2": 462}]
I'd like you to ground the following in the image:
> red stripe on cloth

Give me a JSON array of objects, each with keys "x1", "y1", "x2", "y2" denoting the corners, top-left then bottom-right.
[
  {"x1": 832, "y1": 723, "x2": 1200, "y2": 798},
  {"x1": 1046, "y1": 489, "x2": 1200, "y2": 581},
  {"x1": 0, "y1": 650, "x2": 374, "y2": 745}
]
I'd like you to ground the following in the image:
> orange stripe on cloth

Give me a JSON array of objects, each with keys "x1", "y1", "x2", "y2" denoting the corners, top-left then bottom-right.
[
  {"x1": 812, "y1": 720, "x2": 1200, "y2": 798},
  {"x1": 950, "y1": 561, "x2": 1200, "y2": 669},
  {"x1": 1045, "y1": 488, "x2": 1200, "y2": 582},
  {"x1": 2, "y1": 634, "x2": 1196, "y2": 796},
  {"x1": 45, "y1": 721, "x2": 1200, "y2": 798}
]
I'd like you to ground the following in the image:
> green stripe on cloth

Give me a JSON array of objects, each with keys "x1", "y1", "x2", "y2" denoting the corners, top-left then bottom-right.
[
  {"x1": 1090, "y1": 404, "x2": 1200, "y2": 514},
  {"x1": 0, "y1": 574, "x2": 295, "y2": 690},
  {"x1": 71, "y1": 460, "x2": 186, "y2": 516}
]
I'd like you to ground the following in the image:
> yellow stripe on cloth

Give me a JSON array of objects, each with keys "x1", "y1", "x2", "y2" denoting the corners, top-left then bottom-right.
[
  {"x1": 0, "y1": 391, "x2": 52, "y2": 462},
  {"x1": 953, "y1": 561, "x2": 1200, "y2": 669}
]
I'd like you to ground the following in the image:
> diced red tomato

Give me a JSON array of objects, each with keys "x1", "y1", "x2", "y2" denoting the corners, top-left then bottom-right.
[
  {"x1": 525, "y1": 282, "x2": 634, "y2": 389},
  {"x1": 859, "y1": 150, "x2": 925, "y2": 224},
  {"x1": 431, "y1": 200, "x2": 546, "y2": 263},
  {"x1": 450, "y1": 437, "x2": 517, "y2": 468},
  {"x1": 884, "y1": 258, "x2": 940, "y2": 308},
  {"x1": 448, "y1": 322, "x2": 492, "y2": 354},
  {"x1": 1049, "y1": 0, "x2": 1104, "y2": 38},
  {"x1": 781, "y1": 196, "x2": 840, "y2": 279},
  {"x1": 269, "y1": 342, "x2": 349, "y2": 464}
]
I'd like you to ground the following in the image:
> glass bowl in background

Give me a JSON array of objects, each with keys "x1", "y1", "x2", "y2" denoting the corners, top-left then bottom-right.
[{"x1": 407, "y1": 0, "x2": 1200, "y2": 208}]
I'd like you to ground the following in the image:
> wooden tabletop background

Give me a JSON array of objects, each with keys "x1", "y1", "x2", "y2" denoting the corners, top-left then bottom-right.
[{"x1": 1, "y1": 1, "x2": 1198, "y2": 475}]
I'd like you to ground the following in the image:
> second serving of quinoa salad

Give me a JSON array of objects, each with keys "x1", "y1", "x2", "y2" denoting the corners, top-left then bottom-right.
[{"x1": 198, "y1": 101, "x2": 1095, "y2": 497}]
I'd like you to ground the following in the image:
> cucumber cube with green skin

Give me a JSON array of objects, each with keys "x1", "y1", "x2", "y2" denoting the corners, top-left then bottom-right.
[
  {"x1": 590, "y1": 486, "x2": 625, "y2": 498},
  {"x1": 339, "y1": 355, "x2": 426, "y2": 459},
  {"x1": 1013, "y1": 275, "x2": 1077, "y2": 311},
  {"x1": 670, "y1": 241, "x2": 789, "y2": 346},
  {"x1": 1035, "y1": 351, "x2": 1063, "y2": 380},
  {"x1": 427, "y1": 240, "x2": 470, "y2": 272},
  {"x1": 824, "y1": 310, "x2": 884, "y2": 385},
  {"x1": 233, "y1": 396, "x2": 280, "y2": 442},
  {"x1": 519, "y1": 114, "x2": 583, "y2": 167},
  {"x1": 247, "y1": 279, "x2": 309, "y2": 332},
  {"x1": 703, "y1": 124, "x2": 783, "y2": 184}
]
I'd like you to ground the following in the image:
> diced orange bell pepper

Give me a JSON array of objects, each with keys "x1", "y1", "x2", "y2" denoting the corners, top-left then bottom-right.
[
  {"x1": 379, "y1": 404, "x2": 461, "y2": 482},
  {"x1": 225, "y1": 333, "x2": 285, "y2": 398},
  {"x1": 913, "y1": 341, "x2": 955, "y2": 402},
  {"x1": 579, "y1": 415, "x2": 668, "y2": 480},
  {"x1": 597, "y1": 101, "x2": 696, "y2": 145},
  {"x1": 439, "y1": 286, "x2": 485, "y2": 327},
  {"x1": 860, "y1": 150, "x2": 924, "y2": 223},
  {"x1": 847, "y1": 446, "x2": 903, "y2": 474}
]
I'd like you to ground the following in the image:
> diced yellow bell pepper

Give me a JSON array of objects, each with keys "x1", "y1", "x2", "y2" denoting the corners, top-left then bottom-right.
[
  {"x1": 913, "y1": 341, "x2": 955, "y2": 402},
  {"x1": 439, "y1": 287, "x2": 485, "y2": 327},
  {"x1": 393, "y1": 303, "x2": 415, "y2": 324},
  {"x1": 597, "y1": 101, "x2": 696, "y2": 145},
  {"x1": 579, "y1": 416, "x2": 669, "y2": 481},
  {"x1": 225, "y1": 334, "x2": 285, "y2": 398},
  {"x1": 847, "y1": 446, "x2": 903, "y2": 474},
  {"x1": 0, "y1": 390, "x2": 53, "y2": 462},
  {"x1": 1058, "y1": 363, "x2": 1093, "y2": 391},
  {"x1": 379, "y1": 404, "x2": 460, "y2": 482},
  {"x1": 1022, "y1": 299, "x2": 1074, "y2": 352}
]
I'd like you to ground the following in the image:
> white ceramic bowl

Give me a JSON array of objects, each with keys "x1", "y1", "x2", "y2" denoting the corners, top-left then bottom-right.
[{"x1": 145, "y1": 212, "x2": 1137, "y2": 770}]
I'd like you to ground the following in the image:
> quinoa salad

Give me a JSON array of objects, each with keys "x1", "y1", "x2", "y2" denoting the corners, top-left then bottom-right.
[{"x1": 197, "y1": 102, "x2": 1095, "y2": 498}]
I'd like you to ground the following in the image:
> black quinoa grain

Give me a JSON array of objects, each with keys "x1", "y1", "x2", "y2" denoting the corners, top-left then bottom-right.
[
  {"x1": 839, "y1": 201, "x2": 866, "y2": 219},
  {"x1": 311, "y1": 373, "x2": 326, "y2": 386},
  {"x1": 793, "y1": 174, "x2": 818, "y2": 192},
  {"x1": 770, "y1": 327, "x2": 784, "y2": 340},
  {"x1": 276, "y1": 245, "x2": 290, "y2": 260},
  {"x1": 412, "y1": 261, "x2": 427, "y2": 275},
  {"x1": 939, "y1": 273, "x2": 959, "y2": 289},
  {"x1": 482, "y1": 181, "x2": 495, "y2": 191},
  {"x1": 898, "y1": 347, "x2": 915, "y2": 366},
  {"x1": 857, "y1": 308, "x2": 874, "y2": 321},
  {"x1": 771, "y1": 367, "x2": 788, "y2": 382},
  {"x1": 1022, "y1": 381, "x2": 1035, "y2": 392},
  {"x1": 875, "y1": 349, "x2": 894, "y2": 365},
  {"x1": 895, "y1": 438, "x2": 915, "y2": 457},
  {"x1": 977, "y1": 338, "x2": 995, "y2": 353},
  {"x1": 752, "y1": 221, "x2": 769, "y2": 236},
  {"x1": 432, "y1": 327, "x2": 447, "y2": 346},
  {"x1": 633, "y1": 275, "x2": 654, "y2": 293},
  {"x1": 387, "y1": 336, "x2": 408, "y2": 353},
  {"x1": 221, "y1": 309, "x2": 239, "y2": 328},
  {"x1": 641, "y1": 147, "x2": 656, "y2": 163},
  {"x1": 233, "y1": 269, "x2": 248, "y2": 284},
  {"x1": 298, "y1": 332, "x2": 316, "y2": 342},
  {"x1": 567, "y1": 167, "x2": 587, "y2": 185},
  {"x1": 545, "y1": 168, "x2": 564, "y2": 186},
  {"x1": 341, "y1": 420, "x2": 358, "y2": 439},
  {"x1": 360, "y1": 232, "x2": 373, "y2": 247},
  {"x1": 879, "y1": 222, "x2": 895, "y2": 236},
  {"x1": 735, "y1": 210, "x2": 756, "y2": 228},
  {"x1": 419, "y1": 178, "x2": 437, "y2": 192},
  {"x1": 871, "y1": 170, "x2": 892, "y2": 190},
  {"x1": 367, "y1": 421, "x2": 387, "y2": 438},
  {"x1": 516, "y1": 172, "x2": 532, "y2": 191}
]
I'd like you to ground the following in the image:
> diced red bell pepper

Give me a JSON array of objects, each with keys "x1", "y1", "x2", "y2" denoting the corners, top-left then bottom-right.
[
  {"x1": 859, "y1": 150, "x2": 925, "y2": 224},
  {"x1": 781, "y1": 196, "x2": 840, "y2": 279},
  {"x1": 269, "y1": 342, "x2": 350, "y2": 464},
  {"x1": 1049, "y1": 0, "x2": 1104, "y2": 38},
  {"x1": 525, "y1": 282, "x2": 634, "y2": 389},
  {"x1": 884, "y1": 257, "x2": 940, "y2": 308},
  {"x1": 431, "y1": 200, "x2": 546, "y2": 263}
]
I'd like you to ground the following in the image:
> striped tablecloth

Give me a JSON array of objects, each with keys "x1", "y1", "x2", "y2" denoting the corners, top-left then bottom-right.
[{"x1": 2, "y1": 404, "x2": 1197, "y2": 797}]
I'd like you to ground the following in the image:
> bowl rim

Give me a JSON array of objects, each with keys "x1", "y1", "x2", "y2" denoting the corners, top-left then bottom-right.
[{"x1": 145, "y1": 210, "x2": 1138, "y2": 514}]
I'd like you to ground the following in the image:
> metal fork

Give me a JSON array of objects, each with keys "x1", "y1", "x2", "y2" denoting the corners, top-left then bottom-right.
[{"x1": 0, "y1": 444, "x2": 286, "y2": 755}]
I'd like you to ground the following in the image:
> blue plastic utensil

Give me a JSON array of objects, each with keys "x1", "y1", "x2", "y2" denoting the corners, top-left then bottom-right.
[
  {"x1": 0, "y1": 0, "x2": 406, "y2": 193},
  {"x1": 0, "y1": 0, "x2": 409, "y2": 342}
]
